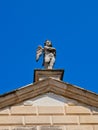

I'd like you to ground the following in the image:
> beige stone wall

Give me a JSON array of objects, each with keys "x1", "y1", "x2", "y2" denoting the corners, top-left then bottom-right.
[{"x1": 0, "y1": 105, "x2": 98, "y2": 130}]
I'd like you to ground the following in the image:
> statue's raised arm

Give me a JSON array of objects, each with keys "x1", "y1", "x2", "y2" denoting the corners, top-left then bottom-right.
[
  {"x1": 36, "y1": 45, "x2": 43, "y2": 61},
  {"x1": 36, "y1": 40, "x2": 56, "y2": 69}
]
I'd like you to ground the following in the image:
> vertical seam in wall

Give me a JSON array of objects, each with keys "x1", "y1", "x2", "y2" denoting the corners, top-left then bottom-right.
[
  {"x1": 22, "y1": 116, "x2": 25, "y2": 126},
  {"x1": 63, "y1": 125, "x2": 66, "y2": 130},
  {"x1": 78, "y1": 116, "x2": 80, "y2": 125},
  {"x1": 9, "y1": 106, "x2": 11, "y2": 116},
  {"x1": 37, "y1": 126, "x2": 40, "y2": 130},
  {"x1": 91, "y1": 106, "x2": 94, "y2": 115},
  {"x1": 9, "y1": 126, "x2": 11, "y2": 130},
  {"x1": 92, "y1": 125, "x2": 94, "y2": 130},
  {"x1": 50, "y1": 116, "x2": 53, "y2": 125},
  {"x1": 64, "y1": 106, "x2": 66, "y2": 115}
]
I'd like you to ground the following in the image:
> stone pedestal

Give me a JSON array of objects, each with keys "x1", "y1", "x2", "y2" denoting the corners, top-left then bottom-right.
[{"x1": 34, "y1": 69, "x2": 64, "y2": 82}]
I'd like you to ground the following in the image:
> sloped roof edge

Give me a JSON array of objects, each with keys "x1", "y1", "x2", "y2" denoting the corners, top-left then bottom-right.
[{"x1": 0, "y1": 78, "x2": 98, "y2": 109}]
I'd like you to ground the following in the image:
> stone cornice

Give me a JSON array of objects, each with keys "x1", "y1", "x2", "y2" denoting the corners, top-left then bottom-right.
[{"x1": 0, "y1": 78, "x2": 98, "y2": 109}]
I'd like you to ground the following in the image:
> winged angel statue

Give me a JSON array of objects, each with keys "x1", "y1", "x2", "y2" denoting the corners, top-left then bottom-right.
[{"x1": 36, "y1": 40, "x2": 56, "y2": 69}]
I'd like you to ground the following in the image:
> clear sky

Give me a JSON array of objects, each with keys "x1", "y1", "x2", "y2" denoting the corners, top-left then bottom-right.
[{"x1": 0, "y1": 0, "x2": 98, "y2": 94}]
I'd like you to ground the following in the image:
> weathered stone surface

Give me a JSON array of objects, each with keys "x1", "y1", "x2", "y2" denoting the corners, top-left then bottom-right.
[
  {"x1": 0, "y1": 116, "x2": 23, "y2": 125},
  {"x1": 0, "y1": 126, "x2": 10, "y2": 130},
  {"x1": 12, "y1": 126, "x2": 37, "y2": 130},
  {"x1": 66, "y1": 106, "x2": 91, "y2": 115},
  {"x1": 66, "y1": 125, "x2": 93, "y2": 130},
  {"x1": 93, "y1": 111, "x2": 98, "y2": 115},
  {"x1": 34, "y1": 70, "x2": 64, "y2": 82},
  {"x1": 0, "y1": 108, "x2": 10, "y2": 115},
  {"x1": 11, "y1": 106, "x2": 36, "y2": 115},
  {"x1": 25, "y1": 116, "x2": 51, "y2": 125},
  {"x1": 80, "y1": 115, "x2": 98, "y2": 124},
  {"x1": 0, "y1": 78, "x2": 98, "y2": 109},
  {"x1": 38, "y1": 106, "x2": 64, "y2": 115},
  {"x1": 94, "y1": 125, "x2": 98, "y2": 130},
  {"x1": 39, "y1": 126, "x2": 63, "y2": 130},
  {"x1": 92, "y1": 107, "x2": 98, "y2": 115},
  {"x1": 28, "y1": 93, "x2": 66, "y2": 106},
  {"x1": 52, "y1": 116, "x2": 78, "y2": 125}
]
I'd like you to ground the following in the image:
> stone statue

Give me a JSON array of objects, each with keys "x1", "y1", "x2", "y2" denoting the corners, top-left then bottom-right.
[{"x1": 36, "y1": 40, "x2": 56, "y2": 69}]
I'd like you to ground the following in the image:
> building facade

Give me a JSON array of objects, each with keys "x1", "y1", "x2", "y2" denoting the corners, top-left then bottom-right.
[{"x1": 0, "y1": 70, "x2": 98, "y2": 130}]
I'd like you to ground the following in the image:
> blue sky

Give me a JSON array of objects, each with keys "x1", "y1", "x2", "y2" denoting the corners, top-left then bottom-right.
[{"x1": 0, "y1": 0, "x2": 98, "y2": 94}]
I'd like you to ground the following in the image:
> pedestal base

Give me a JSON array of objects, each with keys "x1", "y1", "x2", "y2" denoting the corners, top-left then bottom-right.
[{"x1": 34, "y1": 69, "x2": 64, "y2": 82}]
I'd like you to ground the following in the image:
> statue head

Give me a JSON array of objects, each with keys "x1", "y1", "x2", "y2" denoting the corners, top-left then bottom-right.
[{"x1": 44, "y1": 40, "x2": 52, "y2": 47}]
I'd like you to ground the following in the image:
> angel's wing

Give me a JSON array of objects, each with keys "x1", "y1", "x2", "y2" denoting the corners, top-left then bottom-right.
[{"x1": 36, "y1": 46, "x2": 43, "y2": 61}]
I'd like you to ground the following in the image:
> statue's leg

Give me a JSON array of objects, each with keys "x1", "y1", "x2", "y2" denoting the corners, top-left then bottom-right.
[
  {"x1": 48, "y1": 57, "x2": 55, "y2": 69},
  {"x1": 44, "y1": 55, "x2": 50, "y2": 69}
]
